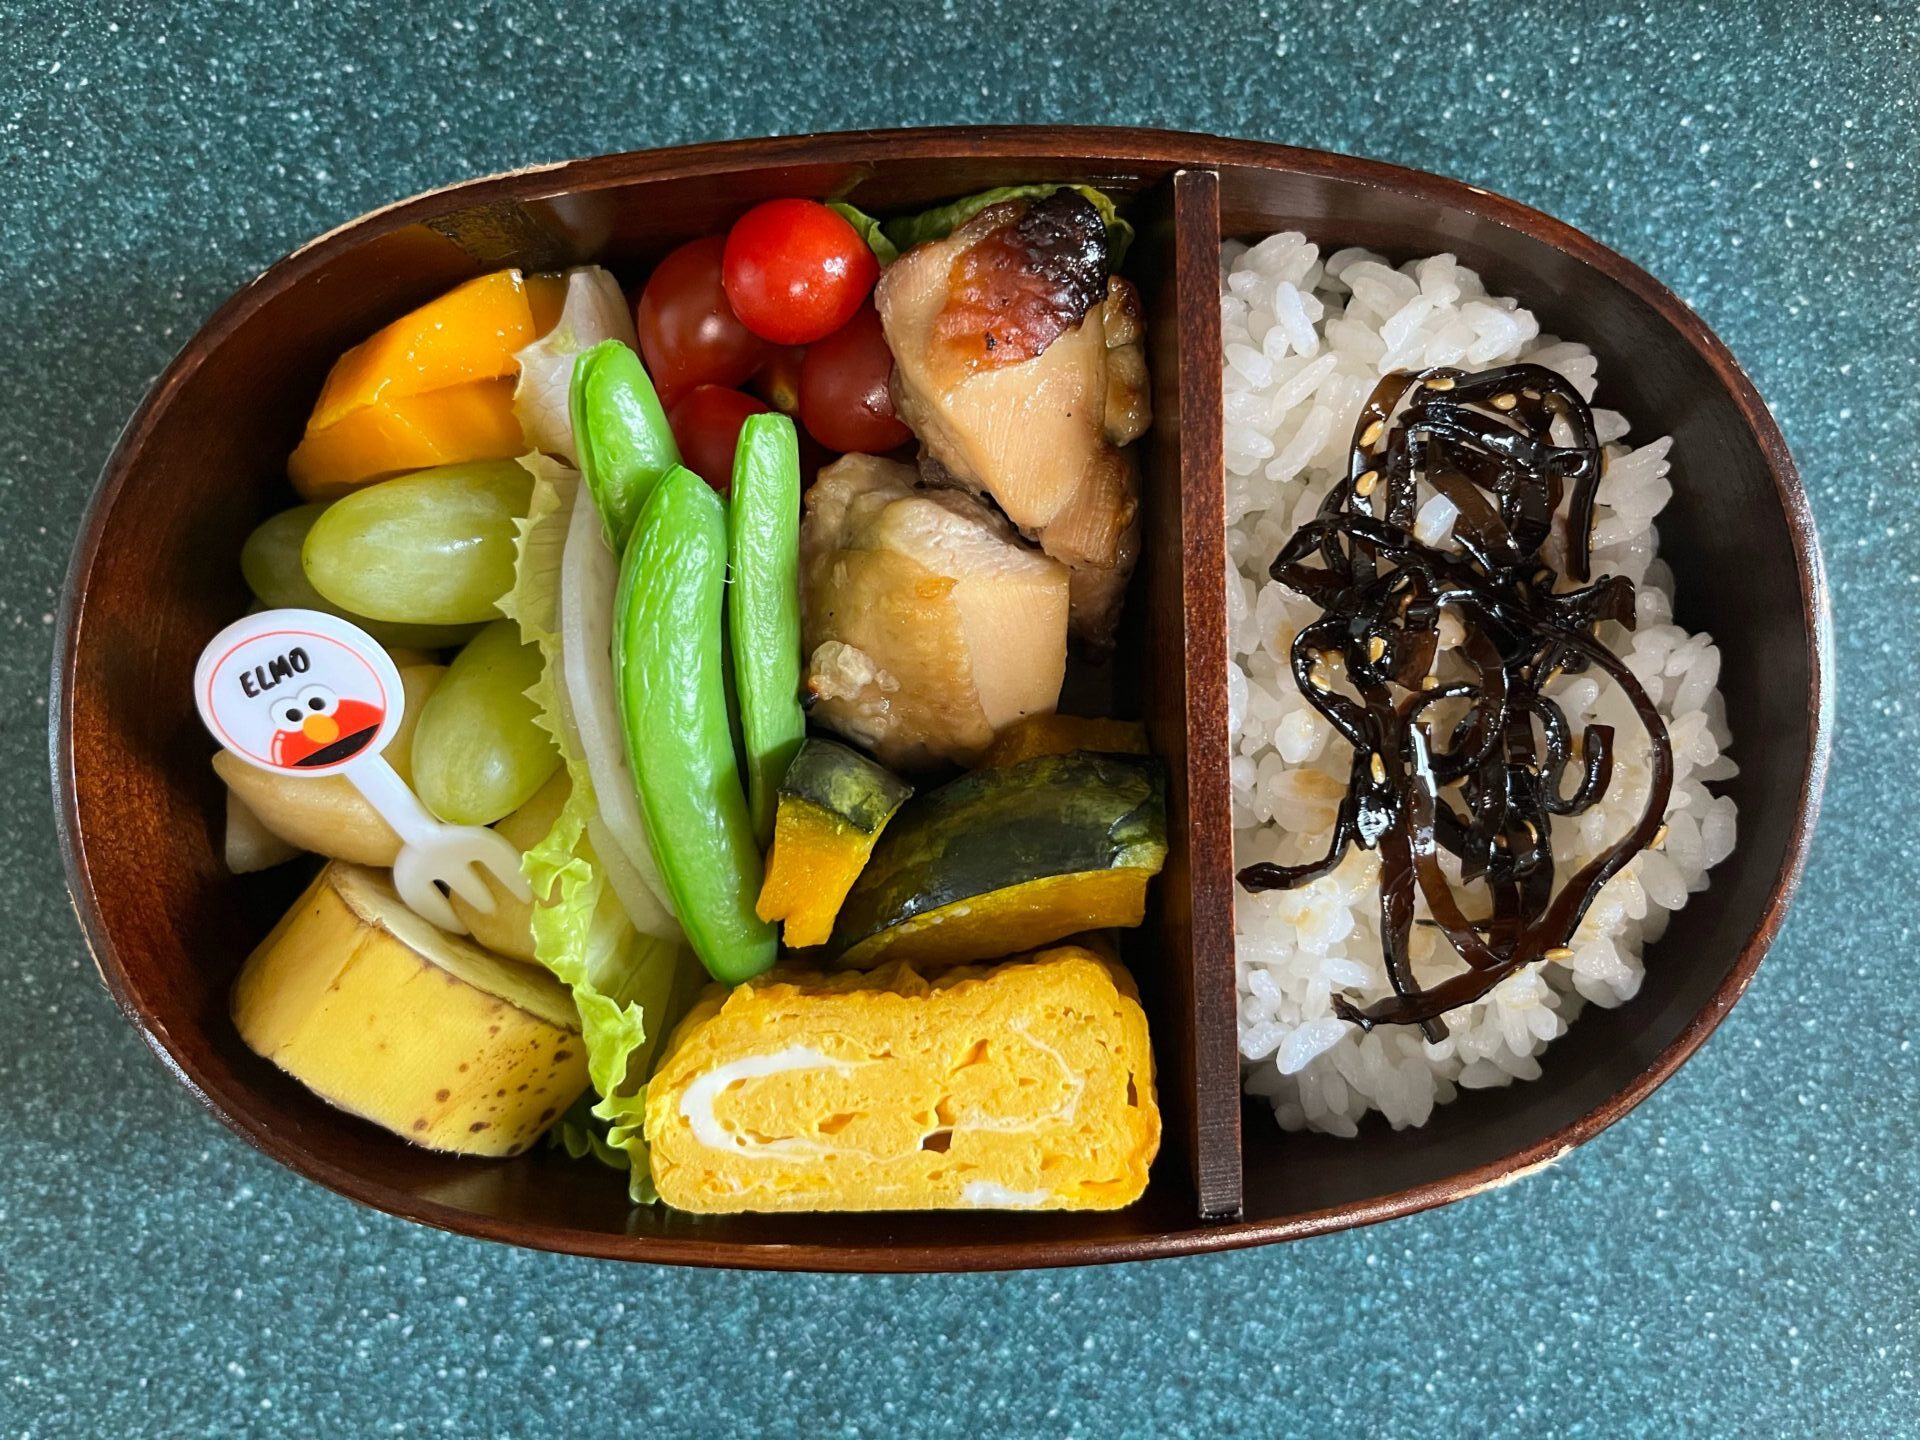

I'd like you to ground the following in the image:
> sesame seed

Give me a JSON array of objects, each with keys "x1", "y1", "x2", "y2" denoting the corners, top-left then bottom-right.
[
  {"x1": 1652, "y1": 823, "x2": 1670, "y2": 848},
  {"x1": 1424, "y1": 375, "x2": 1456, "y2": 391},
  {"x1": 1369, "y1": 753, "x2": 1386, "y2": 784},
  {"x1": 1545, "y1": 946, "x2": 1576, "y2": 964},
  {"x1": 1420, "y1": 675, "x2": 1440, "y2": 691},
  {"x1": 1359, "y1": 419, "x2": 1385, "y2": 448},
  {"x1": 1366, "y1": 636, "x2": 1386, "y2": 661},
  {"x1": 1355, "y1": 470, "x2": 1380, "y2": 497},
  {"x1": 1492, "y1": 392, "x2": 1518, "y2": 411}
]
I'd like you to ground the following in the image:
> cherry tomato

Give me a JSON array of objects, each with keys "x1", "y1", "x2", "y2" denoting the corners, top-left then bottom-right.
[
  {"x1": 750, "y1": 345, "x2": 806, "y2": 417},
  {"x1": 636, "y1": 236, "x2": 769, "y2": 408},
  {"x1": 667, "y1": 386, "x2": 771, "y2": 495},
  {"x1": 722, "y1": 199, "x2": 880, "y2": 346},
  {"x1": 798, "y1": 302, "x2": 913, "y2": 454}
]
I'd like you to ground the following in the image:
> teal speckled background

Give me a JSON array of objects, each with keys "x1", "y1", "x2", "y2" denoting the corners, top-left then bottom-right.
[{"x1": 6, "y1": 2, "x2": 1915, "y2": 1436}]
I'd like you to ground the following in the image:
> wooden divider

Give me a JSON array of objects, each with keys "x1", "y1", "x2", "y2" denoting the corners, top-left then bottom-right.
[{"x1": 1139, "y1": 169, "x2": 1241, "y2": 1220}]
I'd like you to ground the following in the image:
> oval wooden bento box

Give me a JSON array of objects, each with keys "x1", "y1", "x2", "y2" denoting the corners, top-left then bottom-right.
[{"x1": 51, "y1": 128, "x2": 1830, "y2": 1271}]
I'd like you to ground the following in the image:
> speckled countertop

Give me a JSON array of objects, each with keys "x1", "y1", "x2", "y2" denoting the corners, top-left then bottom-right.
[{"x1": 5, "y1": 3, "x2": 1915, "y2": 1436}]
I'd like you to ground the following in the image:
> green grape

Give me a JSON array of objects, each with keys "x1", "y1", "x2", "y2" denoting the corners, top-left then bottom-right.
[
  {"x1": 410, "y1": 619, "x2": 559, "y2": 825},
  {"x1": 302, "y1": 460, "x2": 533, "y2": 626},
  {"x1": 240, "y1": 502, "x2": 480, "y2": 651}
]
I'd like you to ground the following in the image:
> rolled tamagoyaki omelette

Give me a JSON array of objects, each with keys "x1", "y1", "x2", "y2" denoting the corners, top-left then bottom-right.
[{"x1": 643, "y1": 947, "x2": 1160, "y2": 1213}]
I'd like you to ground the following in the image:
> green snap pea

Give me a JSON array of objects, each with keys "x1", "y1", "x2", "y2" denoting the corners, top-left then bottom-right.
[
  {"x1": 613, "y1": 467, "x2": 776, "y2": 985},
  {"x1": 571, "y1": 340, "x2": 680, "y2": 553},
  {"x1": 727, "y1": 412, "x2": 806, "y2": 849}
]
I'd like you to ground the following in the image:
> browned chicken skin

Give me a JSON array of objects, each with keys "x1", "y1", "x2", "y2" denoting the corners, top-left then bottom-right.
[
  {"x1": 929, "y1": 195, "x2": 1110, "y2": 371},
  {"x1": 877, "y1": 192, "x2": 1150, "y2": 647}
]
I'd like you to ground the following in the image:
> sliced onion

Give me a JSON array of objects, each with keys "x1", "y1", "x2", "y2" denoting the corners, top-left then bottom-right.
[
  {"x1": 513, "y1": 267, "x2": 639, "y2": 461},
  {"x1": 558, "y1": 481, "x2": 679, "y2": 926},
  {"x1": 588, "y1": 814, "x2": 678, "y2": 940}
]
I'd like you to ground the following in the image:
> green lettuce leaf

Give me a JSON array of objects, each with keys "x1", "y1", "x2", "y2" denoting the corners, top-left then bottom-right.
[
  {"x1": 497, "y1": 455, "x2": 575, "y2": 758},
  {"x1": 523, "y1": 767, "x2": 687, "y2": 1202},
  {"x1": 880, "y1": 184, "x2": 1133, "y2": 266},
  {"x1": 827, "y1": 201, "x2": 900, "y2": 266},
  {"x1": 549, "y1": 1090, "x2": 626, "y2": 1172},
  {"x1": 504, "y1": 454, "x2": 698, "y2": 1202},
  {"x1": 545, "y1": 1098, "x2": 625, "y2": 1175}
]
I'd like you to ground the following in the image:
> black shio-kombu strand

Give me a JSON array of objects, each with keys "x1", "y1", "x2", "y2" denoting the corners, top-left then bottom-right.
[{"x1": 1237, "y1": 364, "x2": 1674, "y2": 1039}]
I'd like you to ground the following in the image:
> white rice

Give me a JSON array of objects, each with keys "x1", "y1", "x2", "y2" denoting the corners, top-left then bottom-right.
[{"x1": 1223, "y1": 235, "x2": 1740, "y2": 1136}]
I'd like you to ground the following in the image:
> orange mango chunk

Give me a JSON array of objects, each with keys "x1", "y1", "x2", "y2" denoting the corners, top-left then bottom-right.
[
  {"x1": 308, "y1": 270, "x2": 565, "y2": 433},
  {"x1": 289, "y1": 378, "x2": 524, "y2": 500}
]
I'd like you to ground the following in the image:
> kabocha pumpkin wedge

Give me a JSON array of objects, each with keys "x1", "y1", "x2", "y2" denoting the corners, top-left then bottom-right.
[
  {"x1": 831, "y1": 751, "x2": 1168, "y2": 970},
  {"x1": 643, "y1": 947, "x2": 1160, "y2": 1213},
  {"x1": 756, "y1": 738, "x2": 913, "y2": 948},
  {"x1": 232, "y1": 862, "x2": 588, "y2": 1158}
]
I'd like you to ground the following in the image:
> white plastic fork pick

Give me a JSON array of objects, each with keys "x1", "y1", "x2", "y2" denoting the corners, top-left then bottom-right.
[{"x1": 194, "y1": 608, "x2": 532, "y2": 935}]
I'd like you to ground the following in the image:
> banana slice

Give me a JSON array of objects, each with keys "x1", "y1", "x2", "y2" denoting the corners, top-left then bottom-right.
[{"x1": 233, "y1": 861, "x2": 587, "y2": 1156}]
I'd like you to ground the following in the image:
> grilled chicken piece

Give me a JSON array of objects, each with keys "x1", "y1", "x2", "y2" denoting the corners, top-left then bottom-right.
[
  {"x1": 1099, "y1": 275, "x2": 1152, "y2": 446},
  {"x1": 876, "y1": 192, "x2": 1150, "y2": 647},
  {"x1": 800, "y1": 455, "x2": 1069, "y2": 771}
]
